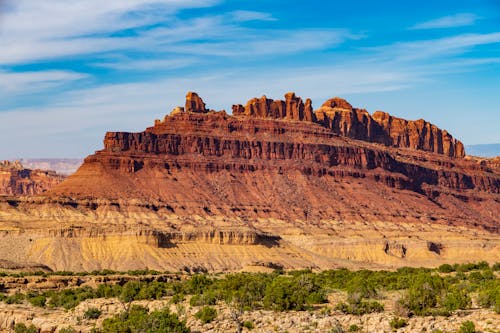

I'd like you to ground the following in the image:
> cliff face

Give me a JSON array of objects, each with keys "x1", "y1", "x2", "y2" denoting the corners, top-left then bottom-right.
[
  {"x1": 0, "y1": 161, "x2": 65, "y2": 195},
  {"x1": 1, "y1": 92, "x2": 498, "y2": 272},
  {"x1": 49, "y1": 92, "x2": 499, "y2": 228}
]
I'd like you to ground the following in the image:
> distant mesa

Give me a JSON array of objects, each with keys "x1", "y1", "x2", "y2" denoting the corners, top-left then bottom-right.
[{"x1": 0, "y1": 160, "x2": 66, "y2": 195}]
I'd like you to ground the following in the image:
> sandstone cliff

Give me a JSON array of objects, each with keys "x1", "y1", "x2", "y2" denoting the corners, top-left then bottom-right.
[
  {"x1": 0, "y1": 92, "x2": 498, "y2": 272},
  {"x1": 0, "y1": 161, "x2": 65, "y2": 196}
]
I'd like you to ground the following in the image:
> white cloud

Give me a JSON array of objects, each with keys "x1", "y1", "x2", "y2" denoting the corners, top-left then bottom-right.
[
  {"x1": 370, "y1": 32, "x2": 500, "y2": 62},
  {"x1": 93, "y1": 57, "x2": 199, "y2": 71},
  {"x1": 0, "y1": 70, "x2": 87, "y2": 94},
  {"x1": 230, "y1": 10, "x2": 276, "y2": 22},
  {"x1": 0, "y1": 0, "x2": 220, "y2": 65},
  {"x1": 410, "y1": 13, "x2": 480, "y2": 30}
]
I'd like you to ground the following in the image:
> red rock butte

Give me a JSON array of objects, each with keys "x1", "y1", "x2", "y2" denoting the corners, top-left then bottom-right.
[
  {"x1": 0, "y1": 92, "x2": 498, "y2": 272},
  {"x1": 48, "y1": 91, "x2": 498, "y2": 228}
]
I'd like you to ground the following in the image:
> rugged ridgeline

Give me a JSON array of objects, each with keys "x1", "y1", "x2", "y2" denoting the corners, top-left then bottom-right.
[
  {"x1": 0, "y1": 160, "x2": 65, "y2": 195},
  {"x1": 0, "y1": 92, "x2": 498, "y2": 272}
]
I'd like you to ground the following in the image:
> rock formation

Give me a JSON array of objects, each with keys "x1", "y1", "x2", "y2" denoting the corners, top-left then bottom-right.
[
  {"x1": 0, "y1": 160, "x2": 65, "y2": 195},
  {"x1": 0, "y1": 92, "x2": 498, "y2": 272}
]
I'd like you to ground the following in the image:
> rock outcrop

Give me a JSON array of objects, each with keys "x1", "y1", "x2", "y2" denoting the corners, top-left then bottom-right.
[
  {"x1": 0, "y1": 92, "x2": 498, "y2": 272},
  {"x1": 314, "y1": 97, "x2": 464, "y2": 157},
  {"x1": 0, "y1": 161, "x2": 65, "y2": 195},
  {"x1": 49, "y1": 92, "x2": 498, "y2": 227},
  {"x1": 185, "y1": 91, "x2": 208, "y2": 113}
]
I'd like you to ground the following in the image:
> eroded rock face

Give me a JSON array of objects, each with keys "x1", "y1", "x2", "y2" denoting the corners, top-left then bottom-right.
[
  {"x1": 372, "y1": 111, "x2": 465, "y2": 158},
  {"x1": 313, "y1": 98, "x2": 464, "y2": 158},
  {"x1": 0, "y1": 161, "x2": 65, "y2": 196},
  {"x1": 1, "y1": 92, "x2": 499, "y2": 272},
  {"x1": 49, "y1": 92, "x2": 499, "y2": 231},
  {"x1": 185, "y1": 91, "x2": 207, "y2": 113}
]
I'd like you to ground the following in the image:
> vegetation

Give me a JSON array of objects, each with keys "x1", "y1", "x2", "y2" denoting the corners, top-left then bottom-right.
[
  {"x1": 100, "y1": 305, "x2": 190, "y2": 333},
  {"x1": 457, "y1": 321, "x2": 476, "y2": 333},
  {"x1": 13, "y1": 323, "x2": 37, "y2": 333},
  {"x1": 84, "y1": 307, "x2": 102, "y2": 319},
  {"x1": 389, "y1": 317, "x2": 408, "y2": 330},
  {"x1": 194, "y1": 306, "x2": 217, "y2": 323},
  {"x1": 0, "y1": 261, "x2": 497, "y2": 333}
]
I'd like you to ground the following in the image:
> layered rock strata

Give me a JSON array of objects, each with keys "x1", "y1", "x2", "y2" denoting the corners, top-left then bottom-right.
[
  {"x1": 0, "y1": 92, "x2": 498, "y2": 272},
  {"x1": 0, "y1": 161, "x2": 65, "y2": 195}
]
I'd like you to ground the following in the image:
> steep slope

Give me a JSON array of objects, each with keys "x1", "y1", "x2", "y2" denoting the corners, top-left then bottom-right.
[{"x1": 0, "y1": 92, "x2": 498, "y2": 272}]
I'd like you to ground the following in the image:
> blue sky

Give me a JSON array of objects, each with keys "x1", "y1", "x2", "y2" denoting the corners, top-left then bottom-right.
[{"x1": 0, "y1": 0, "x2": 499, "y2": 158}]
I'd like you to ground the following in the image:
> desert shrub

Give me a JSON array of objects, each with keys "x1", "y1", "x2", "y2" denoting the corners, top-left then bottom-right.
[
  {"x1": 389, "y1": 317, "x2": 408, "y2": 329},
  {"x1": 95, "y1": 283, "x2": 122, "y2": 298},
  {"x1": 348, "y1": 324, "x2": 360, "y2": 331},
  {"x1": 458, "y1": 321, "x2": 475, "y2": 333},
  {"x1": 84, "y1": 307, "x2": 102, "y2": 319},
  {"x1": 185, "y1": 274, "x2": 213, "y2": 294},
  {"x1": 13, "y1": 323, "x2": 37, "y2": 333},
  {"x1": 492, "y1": 262, "x2": 500, "y2": 271},
  {"x1": 136, "y1": 280, "x2": 169, "y2": 300},
  {"x1": 48, "y1": 287, "x2": 96, "y2": 309},
  {"x1": 218, "y1": 272, "x2": 272, "y2": 310},
  {"x1": 194, "y1": 306, "x2": 217, "y2": 324},
  {"x1": 438, "y1": 264, "x2": 454, "y2": 273},
  {"x1": 346, "y1": 276, "x2": 378, "y2": 299},
  {"x1": 59, "y1": 327, "x2": 77, "y2": 333},
  {"x1": 477, "y1": 280, "x2": 500, "y2": 313},
  {"x1": 172, "y1": 293, "x2": 185, "y2": 304},
  {"x1": 243, "y1": 321, "x2": 254, "y2": 330},
  {"x1": 101, "y1": 305, "x2": 190, "y2": 333},
  {"x1": 189, "y1": 291, "x2": 217, "y2": 306},
  {"x1": 119, "y1": 281, "x2": 142, "y2": 303},
  {"x1": 263, "y1": 274, "x2": 326, "y2": 311},
  {"x1": 335, "y1": 300, "x2": 384, "y2": 315},
  {"x1": 5, "y1": 293, "x2": 25, "y2": 304},
  {"x1": 27, "y1": 294, "x2": 46, "y2": 307},
  {"x1": 401, "y1": 273, "x2": 446, "y2": 315},
  {"x1": 455, "y1": 262, "x2": 488, "y2": 273},
  {"x1": 442, "y1": 285, "x2": 471, "y2": 311}
]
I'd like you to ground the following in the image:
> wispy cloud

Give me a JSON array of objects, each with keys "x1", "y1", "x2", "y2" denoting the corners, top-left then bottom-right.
[
  {"x1": 230, "y1": 10, "x2": 276, "y2": 22},
  {"x1": 93, "y1": 57, "x2": 199, "y2": 71},
  {"x1": 0, "y1": 0, "x2": 220, "y2": 65},
  {"x1": 410, "y1": 13, "x2": 480, "y2": 30},
  {"x1": 370, "y1": 32, "x2": 500, "y2": 61},
  {"x1": 0, "y1": 70, "x2": 87, "y2": 94}
]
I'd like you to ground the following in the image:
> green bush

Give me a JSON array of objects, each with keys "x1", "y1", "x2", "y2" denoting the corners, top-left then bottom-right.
[
  {"x1": 27, "y1": 294, "x2": 46, "y2": 307},
  {"x1": 335, "y1": 300, "x2": 384, "y2": 315},
  {"x1": 263, "y1": 274, "x2": 326, "y2": 311},
  {"x1": 348, "y1": 324, "x2": 360, "y2": 331},
  {"x1": 13, "y1": 323, "x2": 37, "y2": 333},
  {"x1": 195, "y1": 306, "x2": 217, "y2": 324},
  {"x1": 438, "y1": 264, "x2": 454, "y2": 273},
  {"x1": 243, "y1": 320, "x2": 254, "y2": 330},
  {"x1": 389, "y1": 317, "x2": 408, "y2": 329},
  {"x1": 84, "y1": 307, "x2": 102, "y2": 319},
  {"x1": 346, "y1": 276, "x2": 378, "y2": 299},
  {"x1": 48, "y1": 287, "x2": 95, "y2": 309},
  {"x1": 402, "y1": 273, "x2": 446, "y2": 315},
  {"x1": 5, "y1": 293, "x2": 25, "y2": 304},
  {"x1": 101, "y1": 305, "x2": 190, "y2": 333},
  {"x1": 458, "y1": 321, "x2": 475, "y2": 333},
  {"x1": 477, "y1": 281, "x2": 500, "y2": 313},
  {"x1": 442, "y1": 285, "x2": 471, "y2": 311},
  {"x1": 189, "y1": 291, "x2": 217, "y2": 306}
]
